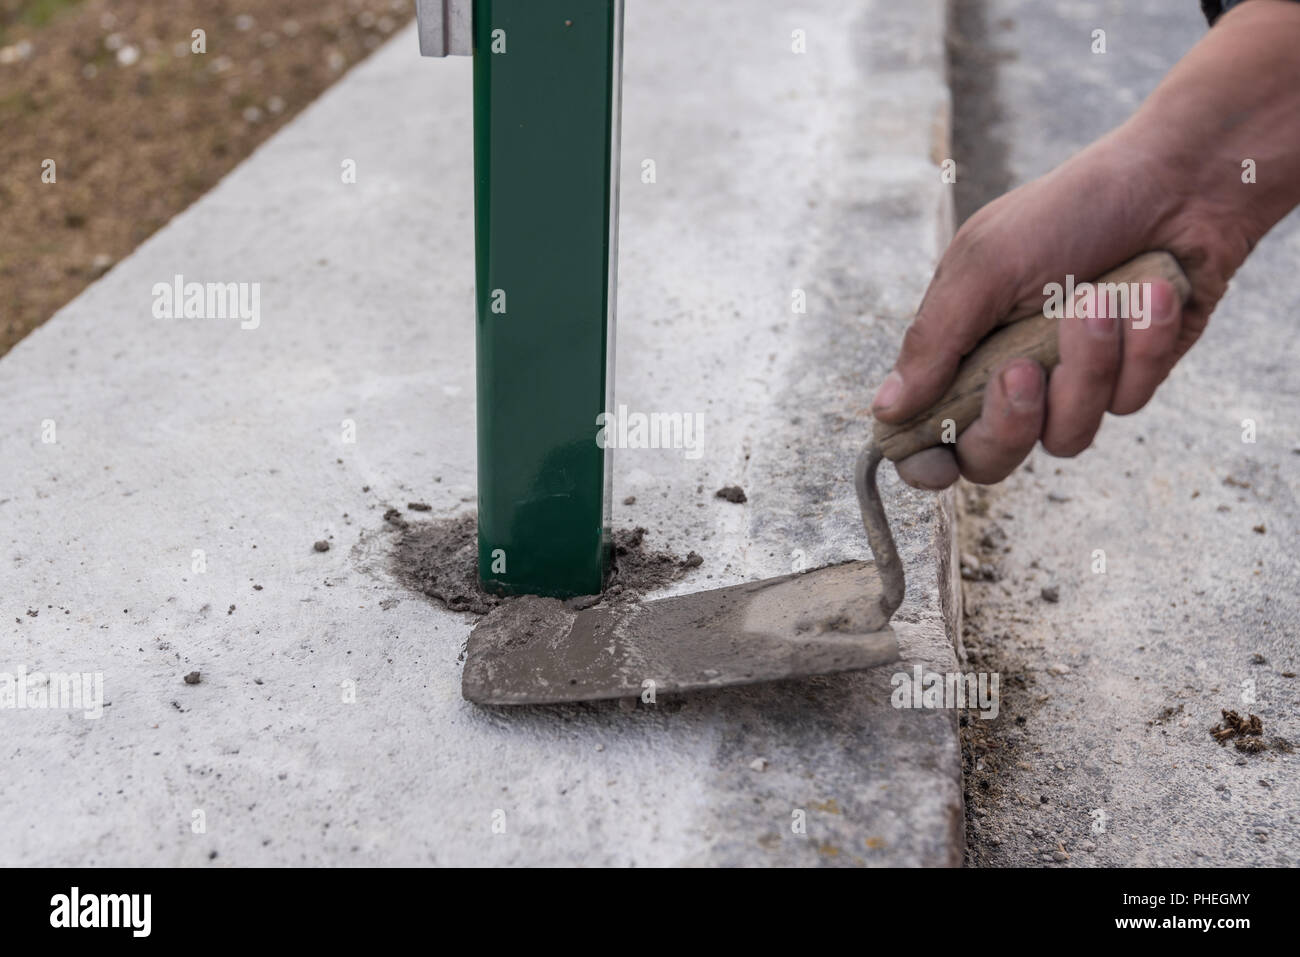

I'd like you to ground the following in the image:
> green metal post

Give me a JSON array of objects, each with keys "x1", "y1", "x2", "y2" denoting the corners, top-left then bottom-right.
[{"x1": 470, "y1": 1, "x2": 622, "y2": 598}]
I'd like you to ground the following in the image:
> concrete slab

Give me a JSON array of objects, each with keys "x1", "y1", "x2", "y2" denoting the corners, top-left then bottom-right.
[
  {"x1": 952, "y1": 0, "x2": 1300, "y2": 866},
  {"x1": 0, "y1": 1, "x2": 960, "y2": 866}
]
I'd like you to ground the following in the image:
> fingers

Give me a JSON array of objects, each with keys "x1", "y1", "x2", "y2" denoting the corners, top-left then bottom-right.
[
  {"x1": 884, "y1": 273, "x2": 1188, "y2": 487},
  {"x1": 1042, "y1": 289, "x2": 1123, "y2": 456},
  {"x1": 955, "y1": 360, "x2": 1046, "y2": 484},
  {"x1": 1110, "y1": 278, "x2": 1183, "y2": 415}
]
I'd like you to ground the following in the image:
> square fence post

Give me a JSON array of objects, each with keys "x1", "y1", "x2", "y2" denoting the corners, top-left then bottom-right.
[{"x1": 418, "y1": 0, "x2": 624, "y2": 598}]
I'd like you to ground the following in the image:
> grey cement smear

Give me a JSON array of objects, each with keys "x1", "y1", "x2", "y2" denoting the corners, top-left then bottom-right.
[{"x1": 386, "y1": 511, "x2": 695, "y2": 616}]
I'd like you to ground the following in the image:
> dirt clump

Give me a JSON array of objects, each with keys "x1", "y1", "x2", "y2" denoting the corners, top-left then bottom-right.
[{"x1": 715, "y1": 485, "x2": 747, "y2": 504}]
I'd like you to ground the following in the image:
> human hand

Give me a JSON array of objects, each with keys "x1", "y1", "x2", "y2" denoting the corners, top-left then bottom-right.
[{"x1": 873, "y1": 0, "x2": 1300, "y2": 489}]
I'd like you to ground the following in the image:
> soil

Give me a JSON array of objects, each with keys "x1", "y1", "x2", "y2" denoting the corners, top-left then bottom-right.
[
  {"x1": 0, "y1": 0, "x2": 414, "y2": 358},
  {"x1": 389, "y1": 512, "x2": 698, "y2": 616}
]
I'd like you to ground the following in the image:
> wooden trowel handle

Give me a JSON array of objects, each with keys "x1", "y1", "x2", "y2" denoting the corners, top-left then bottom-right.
[{"x1": 872, "y1": 250, "x2": 1192, "y2": 462}]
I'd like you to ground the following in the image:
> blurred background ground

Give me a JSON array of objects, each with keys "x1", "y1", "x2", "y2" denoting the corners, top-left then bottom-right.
[{"x1": 0, "y1": 0, "x2": 413, "y2": 357}]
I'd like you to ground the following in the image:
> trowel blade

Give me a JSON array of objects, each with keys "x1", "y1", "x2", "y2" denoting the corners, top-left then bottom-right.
[{"x1": 461, "y1": 560, "x2": 900, "y2": 705}]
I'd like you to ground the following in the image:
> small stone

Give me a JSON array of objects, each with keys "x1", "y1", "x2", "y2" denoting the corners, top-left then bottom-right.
[
  {"x1": 1041, "y1": 585, "x2": 1060, "y2": 603},
  {"x1": 1052, "y1": 850, "x2": 1069, "y2": 862},
  {"x1": 0, "y1": 39, "x2": 34, "y2": 64},
  {"x1": 622, "y1": 495, "x2": 636, "y2": 505},
  {"x1": 1047, "y1": 663, "x2": 1070, "y2": 676},
  {"x1": 682, "y1": 551, "x2": 704, "y2": 569},
  {"x1": 183, "y1": 671, "x2": 201, "y2": 685},
  {"x1": 1081, "y1": 841, "x2": 1096, "y2": 852},
  {"x1": 749, "y1": 758, "x2": 768, "y2": 772},
  {"x1": 715, "y1": 485, "x2": 747, "y2": 504},
  {"x1": 407, "y1": 502, "x2": 432, "y2": 512},
  {"x1": 313, "y1": 540, "x2": 331, "y2": 552}
]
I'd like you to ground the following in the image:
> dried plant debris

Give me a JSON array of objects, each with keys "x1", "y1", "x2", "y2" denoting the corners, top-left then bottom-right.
[{"x1": 1210, "y1": 709, "x2": 1293, "y2": 755}]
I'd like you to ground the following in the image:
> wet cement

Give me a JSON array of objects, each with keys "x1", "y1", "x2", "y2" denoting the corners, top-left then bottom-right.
[{"x1": 388, "y1": 510, "x2": 696, "y2": 616}]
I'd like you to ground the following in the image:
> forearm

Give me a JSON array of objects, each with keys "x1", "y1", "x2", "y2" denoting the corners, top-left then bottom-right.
[{"x1": 1122, "y1": 0, "x2": 1300, "y2": 248}]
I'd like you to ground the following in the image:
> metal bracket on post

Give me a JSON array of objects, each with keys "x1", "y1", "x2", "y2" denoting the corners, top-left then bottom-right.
[
  {"x1": 415, "y1": 0, "x2": 473, "y2": 57},
  {"x1": 417, "y1": 1, "x2": 624, "y2": 599}
]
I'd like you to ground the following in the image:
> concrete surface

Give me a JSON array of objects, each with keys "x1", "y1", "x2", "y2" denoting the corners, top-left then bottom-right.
[
  {"x1": 1, "y1": 0, "x2": 962, "y2": 866},
  {"x1": 951, "y1": 0, "x2": 1300, "y2": 866}
]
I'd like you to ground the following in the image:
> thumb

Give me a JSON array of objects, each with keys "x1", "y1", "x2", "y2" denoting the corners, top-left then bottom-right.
[{"x1": 873, "y1": 231, "x2": 1025, "y2": 424}]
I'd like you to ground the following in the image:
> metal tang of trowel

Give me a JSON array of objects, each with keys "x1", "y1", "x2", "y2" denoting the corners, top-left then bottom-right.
[{"x1": 462, "y1": 251, "x2": 1191, "y2": 706}]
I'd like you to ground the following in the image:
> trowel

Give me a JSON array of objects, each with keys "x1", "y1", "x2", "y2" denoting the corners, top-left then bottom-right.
[{"x1": 463, "y1": 252, "x2": 1191, "y2": 705}]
